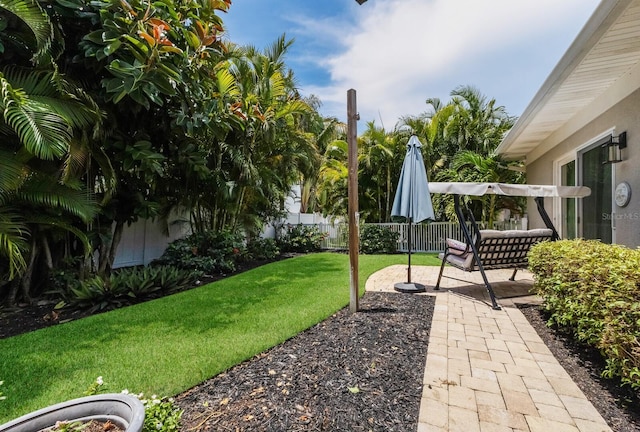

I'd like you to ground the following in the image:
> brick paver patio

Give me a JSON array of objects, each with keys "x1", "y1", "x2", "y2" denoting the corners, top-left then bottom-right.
[{"x1": 366, "y1": 265, "x2": 611, "y2": 432}]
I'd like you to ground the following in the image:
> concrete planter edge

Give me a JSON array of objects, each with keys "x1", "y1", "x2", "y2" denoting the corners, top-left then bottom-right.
[{"x1": 0, "y1": 394, "x2": 145, "y2": 432}]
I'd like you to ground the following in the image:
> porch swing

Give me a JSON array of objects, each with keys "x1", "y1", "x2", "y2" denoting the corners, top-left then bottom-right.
[{"x1": 427, "y1": 182, "x2": 591, "y2": 310}]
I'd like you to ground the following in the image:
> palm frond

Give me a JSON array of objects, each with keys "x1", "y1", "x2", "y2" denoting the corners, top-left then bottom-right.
[
  {"x1": 61, "y1": 136, "x2": 88, "y2": 183},
  {"x1": 0, "y1": 206, "x2": 29, "y2": 279},
  {"x1": 215, "y1": 68, "x2": 240, "y2": 100},
  {"x1": 0, "y1": 0, "x2": 53, "y2": 59},
  {"x1": 275, "y1": 99, "x2": 311, "y2": 119},
  {"x1": 6, "y1": 103, "x2": 71, "y2": 159},
  {"x1": 3, "y1": 67, "x2": 103, "y2": 130},
  {"x1": 50, "y1": 68, "x2": 104, "y2": 129},
  {"x1": 0, "y1": 149, "x2": 28, "y2": 192},
  {"x1": 15, "y1": 175, "x2": 98, "y2": 222},
  {"x1": 1, "y1": 73, "x2": 71, "y2": 159}
]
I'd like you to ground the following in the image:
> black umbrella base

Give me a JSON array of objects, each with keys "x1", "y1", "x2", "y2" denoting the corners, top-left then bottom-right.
[{"x1": 394, "y1": 282, "x2": 426, "y2": 293}]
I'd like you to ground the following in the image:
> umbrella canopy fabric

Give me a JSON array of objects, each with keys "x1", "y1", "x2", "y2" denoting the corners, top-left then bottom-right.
[{"x1": 391, "y1": 136, "x2": 435, "y2": 223}]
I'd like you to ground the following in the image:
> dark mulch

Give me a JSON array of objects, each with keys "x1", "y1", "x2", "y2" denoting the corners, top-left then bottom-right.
[
  {"x1": 2, "y1": 260, "x2": 640, "y2": 431},
  {"x1": 175, "y1": 292, "x2": 434, "y2": 432},
  {"x1": 519, "y1": 304, "x2": 640, "y2": 431}
]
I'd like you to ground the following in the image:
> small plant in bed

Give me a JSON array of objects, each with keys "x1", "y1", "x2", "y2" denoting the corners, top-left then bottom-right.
[
  {"x1": 87, "y1": 377, "x2": 182, "y2": 432},
  {"x1": 51, "y1": 266, "x2": 203, "y2": 313}
]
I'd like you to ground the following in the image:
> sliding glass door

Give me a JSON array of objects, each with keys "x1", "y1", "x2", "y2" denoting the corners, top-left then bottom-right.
[
  {"x1": 560, "y1": 160, "x2": 577, "y2": 239},
  {"x1": 579, "y1": 143, "x2": 612, "y2": 243}
]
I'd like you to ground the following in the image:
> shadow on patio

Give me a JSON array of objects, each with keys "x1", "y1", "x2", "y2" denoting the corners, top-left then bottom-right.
[{"x1": 366, "y1": 264, "x2": 541, "y2": 309}]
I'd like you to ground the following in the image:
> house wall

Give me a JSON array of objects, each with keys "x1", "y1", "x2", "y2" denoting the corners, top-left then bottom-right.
[{"x1": 527, "y1": 88, "x2": 640, "y2": 247}]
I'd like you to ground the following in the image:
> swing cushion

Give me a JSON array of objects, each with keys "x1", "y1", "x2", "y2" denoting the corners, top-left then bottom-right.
[
  {"x1": 440, "y1": 228, "x2": 553, "y2": 271},
  {"x1": 445, "y1": 238, "x2": 469, "y2": 256}
]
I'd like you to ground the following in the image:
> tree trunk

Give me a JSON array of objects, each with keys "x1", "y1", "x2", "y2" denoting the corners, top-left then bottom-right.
[
  {"x1": 18, "y1": 237, "x2": 39, "y2": 305},
  {"x1": 97, "y1": 220, "x2": 124, "y2": 277},
  {"x1": 386, "y1": 166, "x2": 392, "y2": 222},
  {"x1": 97, "y1": 240, "x2": 110, "y2": 276},
  {"x1": 5, "y1": 278, "x2": 20, "y2": 307},
  {"x1": 232, "y1": 186, "x2": 246, "y2": 232},
  {"x1": 41, "y1": 236, "x2": 53, "y2": 270}
]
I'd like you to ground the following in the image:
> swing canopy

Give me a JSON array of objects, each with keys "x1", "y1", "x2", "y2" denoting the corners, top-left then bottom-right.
[
  {"x1": 428, "y1": 182, "x2": 591, "y2": 310},
  {"x1": 428, "y1": 182, "x2": 591, "y2": 198}
]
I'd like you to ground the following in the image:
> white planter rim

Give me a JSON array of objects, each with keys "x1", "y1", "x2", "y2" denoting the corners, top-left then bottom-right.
[{"x1": 0, "y1": 394, "x2": 145, "y2": 432}]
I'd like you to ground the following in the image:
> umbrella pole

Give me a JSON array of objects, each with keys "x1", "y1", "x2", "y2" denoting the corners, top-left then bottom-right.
[
  {"x1": 407, "y1": 218, "x2": 412, "y2": 283},
  {"x1": 394, "y1": 217, "x2": 424, "y2": 293}
]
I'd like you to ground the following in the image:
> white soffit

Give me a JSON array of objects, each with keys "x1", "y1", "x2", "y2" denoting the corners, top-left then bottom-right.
[{"x1": 497, "y1": 0, "x2": 640, "y2": 161}]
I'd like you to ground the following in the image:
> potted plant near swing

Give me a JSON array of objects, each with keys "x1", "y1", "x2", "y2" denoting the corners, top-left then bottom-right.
[{"x1": 0, "y1": 393, "x2": 145, "y2": 432}]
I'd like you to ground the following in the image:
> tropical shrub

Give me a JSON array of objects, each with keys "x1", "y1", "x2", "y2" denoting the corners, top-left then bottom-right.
[
  {"x1": 246, "y1": 238, "x2": 280, "y2": 260},
  {"x1": 154, "y1": 230, "x2": 245, "y2": 274},
  {"x1": 59, "y1": 266, "x2": 202, "y2": 311},
  {"x1": 359, "y1": 224, "x2": 399, "y2": 254},
  {"x1": 112, "y1": 266, "x2": 202, "y2": 297},
  {"x1": 529, "y1": 239, "x2": 640, "y2": 389},
  {"x1": 69, "y1": 276, "x2": 128, "y2": 312},
  {"x1": 277, "y1": 224, "x2": 326, "y2": 253},
  {"x1": 48, "y1": 257, "x2": 85, "y2": 295}
]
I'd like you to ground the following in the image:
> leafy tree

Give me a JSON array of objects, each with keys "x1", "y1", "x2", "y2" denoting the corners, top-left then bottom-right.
[
  {"x1": 359, "y1": 122, "x2": 405, "y2": 222},
  {"x1": 53, "y1": 0, "x2": 236, "y2": 275},
  {"x1": 316, "y1": 125, "x2": 405, "y2": 223},
  {"x1": 445, "y1": 85, "x2": 515, "y2": 155},
  {"x1": 157, "y1": 36, "x2": 321, "y2": 237},
  {"x1": 317, "y1": 140, "x2": 349, "y2": 218},
  {"x1": 435, "y1": 151, "x2": 525, "y2": 225},
  {"x1": 297, "y1": 96, "x2": 345, "y2": 214},
  {"x1": 399, "y1": 86, "x2": 520, "y2": 224}
]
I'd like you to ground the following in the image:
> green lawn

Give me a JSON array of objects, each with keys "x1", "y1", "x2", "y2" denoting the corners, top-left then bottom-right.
[{"x1": 0, "y1": 252, "x2": 439, "y2": 422}]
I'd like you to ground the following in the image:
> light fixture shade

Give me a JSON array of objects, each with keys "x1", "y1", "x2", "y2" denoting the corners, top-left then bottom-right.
[
  {"x1": 602, "y1": 131, "x2": 627, "y2": 164},
  {"x1": 356, "y1": 0, "x2": 367, "y2": 4}
]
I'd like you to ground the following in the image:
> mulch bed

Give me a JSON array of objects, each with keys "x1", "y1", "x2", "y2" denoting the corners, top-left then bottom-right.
[
  {"x1": 175, "y1": 292, "x2": 434, "y2": 432},
  {"x1": 519, "y1": 304, "x2": 640, "y2": 431}
]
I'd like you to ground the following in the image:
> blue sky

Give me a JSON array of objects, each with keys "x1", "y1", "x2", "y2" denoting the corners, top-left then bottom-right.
[{"x1": 223, "y1": 0, "x2": 601, "y2": 129}]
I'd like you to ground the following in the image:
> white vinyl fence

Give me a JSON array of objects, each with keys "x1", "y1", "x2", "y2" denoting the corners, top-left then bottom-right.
[{"x1": 307, "y1": 220, "x2": 526, "y2": 253}]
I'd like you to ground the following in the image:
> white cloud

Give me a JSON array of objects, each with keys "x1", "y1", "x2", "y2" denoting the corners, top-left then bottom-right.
[{"x1": 301, "y1": 0, "x2": 599, "y2": 129}]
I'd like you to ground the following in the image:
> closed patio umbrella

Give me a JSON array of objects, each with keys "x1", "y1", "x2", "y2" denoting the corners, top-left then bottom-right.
[{"x1": 390, "y1": 135, "x2": 434, "y2": 293}]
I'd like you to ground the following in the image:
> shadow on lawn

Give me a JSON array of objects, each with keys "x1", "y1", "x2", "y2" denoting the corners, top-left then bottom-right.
[{"x1": 0, "y1": 254, "x2": 350, "y2": 422}]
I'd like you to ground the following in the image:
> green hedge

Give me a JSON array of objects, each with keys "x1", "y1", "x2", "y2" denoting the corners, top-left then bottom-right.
[
  {"x1": 528, "y1": 239, "x2": 640, "y2": 389},
  {"x1": 277, "y1": 224, "x2": 326, "y2": 253},
  {"x1": 359, "y1": 224, "x2": 399, "y2": 254}
]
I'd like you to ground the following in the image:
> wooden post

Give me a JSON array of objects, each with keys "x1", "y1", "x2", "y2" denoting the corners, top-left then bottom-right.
[{"x1": 347, "y1": 89, "x2": 359, "y2": 313}]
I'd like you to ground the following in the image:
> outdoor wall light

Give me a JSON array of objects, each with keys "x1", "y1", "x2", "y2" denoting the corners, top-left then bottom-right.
[{"x1": 602, "y1": 131, "x2": 627, "y2": 164}]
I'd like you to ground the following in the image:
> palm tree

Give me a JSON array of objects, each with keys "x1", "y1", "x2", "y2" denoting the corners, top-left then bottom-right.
[
  {"x1": 447, "y1": 85, "x2": 515, "y2": 155},
  {"x1": 316, "y1": 140, "x2": 350, "y2": 219},
  {"x1": 161, "y1": 35, "x2": 321, "y2": 236},
  {"x1": 358, "y1": 122, "x2": 404, "y2": 222},
  {"x1": 398, "y1": 98, "x2": 456, "y2": 180},
  {"x1": 217, "y1": 37, "x2": 304, "y2": 233},
  {"x1": 0, "y1": 0, "x2": 102, "y2": 301},
  {"x1": 436, "y1": 151, "x2": 524, "y2": 225},
  {"x1": 297, "y1": 96, "x2": 345, "y2": 214}
]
